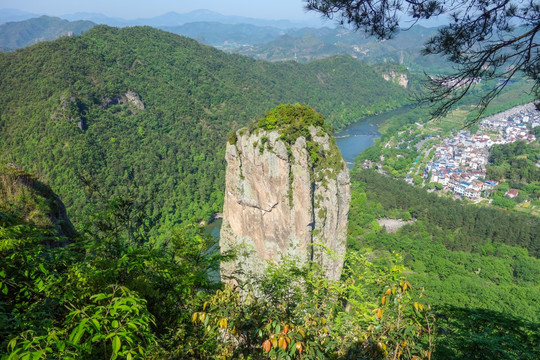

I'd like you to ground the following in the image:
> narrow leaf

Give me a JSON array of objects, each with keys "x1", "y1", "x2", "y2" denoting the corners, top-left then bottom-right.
[{"x1": 112, "y1": 336, "x2": 121, "y2": 354}]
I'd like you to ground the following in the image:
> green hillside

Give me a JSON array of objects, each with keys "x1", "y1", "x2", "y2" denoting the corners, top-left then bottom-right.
[
  {"x1": 0, "y1": 25, "x2": 412, "y2": 231},
  {"x1": 0, "y1": 16, "x2": 95, "y2": 51},
  {"x1": 347, "y1": 169, "x2": 540, "y2": 358}
]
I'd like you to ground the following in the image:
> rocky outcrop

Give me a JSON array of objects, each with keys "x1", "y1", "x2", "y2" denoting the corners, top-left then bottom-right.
[
  {"x1": 382, "y1": 71, "x2": 408, "y2": 88},
  {"x1": 220, "y1": 104, "x2": 350, "y2": 282},
  {"x1": 0, "y1": 164, "x2": 77, "y2": 239},
  {"x1": 102, "y1": 91, "x2": 145, "y2": 113}
]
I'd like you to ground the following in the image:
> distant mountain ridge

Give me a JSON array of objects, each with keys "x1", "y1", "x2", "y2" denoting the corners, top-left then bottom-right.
[
  {"x1": 0, "y1": 8, "x2": 325, "y2": 29},
  {"x1": 0, "y1": 8, "x2": 445, "y2": 73},
  {"x1": 160, "y1": 22, "x2": 286, "y2": 49},
  {"x1": 0, "y1": 15, "x2": 94, "y2": 51},
  {"x1": 231, "y1": 25, "x2": 449, "y2": 72}
]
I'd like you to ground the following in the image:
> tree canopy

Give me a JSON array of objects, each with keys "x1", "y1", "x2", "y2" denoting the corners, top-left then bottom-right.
[{"x1": 305, "y1": 0, "x2": 540, "y2": 119}]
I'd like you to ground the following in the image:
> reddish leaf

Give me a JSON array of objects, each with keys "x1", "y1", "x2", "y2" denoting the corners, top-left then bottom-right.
[{"x1": 262, "y1": 340, "x2": 271, "y2": 353}]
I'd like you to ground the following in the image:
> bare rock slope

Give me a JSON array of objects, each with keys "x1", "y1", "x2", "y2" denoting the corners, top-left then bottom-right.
[{"x1": 220, "y1": 104, "x2": 350, "y2": 282}]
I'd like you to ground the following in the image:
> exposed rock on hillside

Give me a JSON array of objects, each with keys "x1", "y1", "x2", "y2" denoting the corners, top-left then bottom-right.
[
  {"x1": 0, "y1": 164, "x2": 77, "y2": 238},
  {"x1": 220, "y1": 104, "x2": 350, "y2": 282},
  {"x1": 102, "y1": 91, "x2": 145, "y2": 113},
  {"x1": 382, "y1": 71, "x2": 408, "y2": 88}
]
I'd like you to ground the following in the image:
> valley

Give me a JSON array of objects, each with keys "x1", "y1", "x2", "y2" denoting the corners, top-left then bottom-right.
[
  {"x1": 0, "y1": 25, "x2": 411, "y2": 235},
  {"x1": 0, "y1": 4, "x2": 539, "y2": 360}
]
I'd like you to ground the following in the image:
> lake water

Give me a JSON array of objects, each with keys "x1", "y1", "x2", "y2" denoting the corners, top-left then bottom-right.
[
  {"x1": 206, "y1": 218, "x2": 222, "y2": 238},
  {"x1": 335, "y1": 120, "x2": 380, "y2": 166}
]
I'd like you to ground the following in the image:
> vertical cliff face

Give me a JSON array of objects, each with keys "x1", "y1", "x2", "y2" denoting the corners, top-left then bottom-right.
[{"x1": 220, "y1": 104, "x2": 350, "y2": 282}]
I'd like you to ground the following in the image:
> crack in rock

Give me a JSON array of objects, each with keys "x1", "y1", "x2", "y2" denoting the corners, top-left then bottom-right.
[
  {"x1": 261, "y1": 201, "x2": 279, "y2": 216},
  {"x1": 237, "y1": 199, "x2": 279, "y2": 214}
]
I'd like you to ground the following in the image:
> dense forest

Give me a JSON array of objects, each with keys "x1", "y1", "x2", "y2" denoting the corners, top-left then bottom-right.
[
  {"x1": 346, "y1": 169, "x2": 540, "y2": 357},
  {"x1": 487, "y1": 141, "x2": 540, "y2": 208},
  {"x1": 352, "y1": 170, "x2": 539, "y2": 257},
  {"x1": 0, "y1": 25, "x2": 412, "y2": 236},
  {"x1": 2, "y1": 160, "x2": 539, "y2": 359}
]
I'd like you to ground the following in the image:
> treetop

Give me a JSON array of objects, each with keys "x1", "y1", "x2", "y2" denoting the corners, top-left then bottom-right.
[{"x1": 255, "y1": 103, "x2": 328, "y2": 133}]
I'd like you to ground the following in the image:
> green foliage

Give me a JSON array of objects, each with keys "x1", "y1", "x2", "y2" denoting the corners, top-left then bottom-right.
[
  {"x1": 0, "y1": 183, "x2": 436, "y2": 359},
  {"x1": 228, "y1": 131, "x2": 238, "y2": 145},
  {"x1": 5, "y1": 158, "x2": 537, "y2": 359},
  {"x1": 353, "y1": 169, "x2": 540, "y2": 257},
  {"x1": 434, "y1": 307, "x2": 540, "y2": 360},
  {"x1": 347, "y1": 168, "x2": 540, "y2": 358},
  {"x1": 487, "y1": 141, "x2": 540, "y2": 209},
  {"x1": 0, "y1": 192, "x2": 220, "y2": 359},
  {"x1": 256, "y1": 103, "x2": 327, "y2": 135},
  {"x1": 491, "y1": 196, "x2": 517, "y2": 209},
  {"x1": 194, "y1": 255, "x2": 435, "y2": 359},
  {"x1": 0, "y1": 165, "x2": 77, "y2": 237},
  {"x1": 7, "y1": 286, "x2": 156, "y2": 360}
]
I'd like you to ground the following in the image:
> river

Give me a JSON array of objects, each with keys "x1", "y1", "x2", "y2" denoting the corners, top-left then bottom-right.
[
  {"x1": 335, "y1": 120, "x2": 380, "y2": 167},
  {"x1": 334, "y1": 105, "x2": 412, "y2": 166}
]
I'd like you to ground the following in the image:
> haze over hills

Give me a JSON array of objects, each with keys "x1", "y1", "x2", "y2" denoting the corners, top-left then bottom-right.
[
  {"x1": 0, "y1": 11, "x2": 447, "y2": 75},
  {"x1": 160, "y1": 22, "x2": 286, "y2": 48},
  {"x1": 0, "y1": 25, "x2": 412, "y2": 232},
  {"x1": 0, "y1": 6, "x2": 447, "y2": 74},
  {"x1": 0, "y1": 8, "x2": 37, "y2": 24},
  {"x1": 0, "y1": 8, "x2": 325, "y2": 29},
  {"x1": 231, "y1": 25, "x2": 448, "y2": 72},
  {"x1": 0, "y1": 16, "x2": 95, "y2": 51}
]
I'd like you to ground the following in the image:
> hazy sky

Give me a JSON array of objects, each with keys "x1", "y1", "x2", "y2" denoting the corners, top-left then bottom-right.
[{"x1": 0, "y1": 0, "x2": 322, "y2": 21}]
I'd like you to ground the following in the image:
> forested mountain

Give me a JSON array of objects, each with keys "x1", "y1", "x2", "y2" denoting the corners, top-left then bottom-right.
[
  {"x1": 161, "y1": 23, "x2": 446, "y2": 72},
  {"x1": 0, "y1": 25, "x2": 411, "y2": 233},
  {"x1": 1, "y1": 19, "x2": 538, "y2": 360},
  {"x1": 0, "y1": 13, "x2": 444, "y2": 74},
  {"x1": 0, "y1": 13, "x2": 444, "y2": 75},
  {"x1": 0, "y1": 16, "x2": 95, "y2": 51}
]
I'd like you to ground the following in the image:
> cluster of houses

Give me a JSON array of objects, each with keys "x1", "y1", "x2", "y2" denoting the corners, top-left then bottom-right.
[
  {"x1": 424, "y1": 103, "x2": 539, "y2": 200},
  {"x1": 481, "y1": 103, "x2": 540, "y2": 141},
  {"x1": 431, "y1": 76, "x2": 481, "y2": 89}
]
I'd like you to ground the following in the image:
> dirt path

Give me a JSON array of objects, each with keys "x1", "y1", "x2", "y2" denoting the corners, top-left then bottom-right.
[{"x1": 376, "y1": 218, "x2": 416, "y2": 233}]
